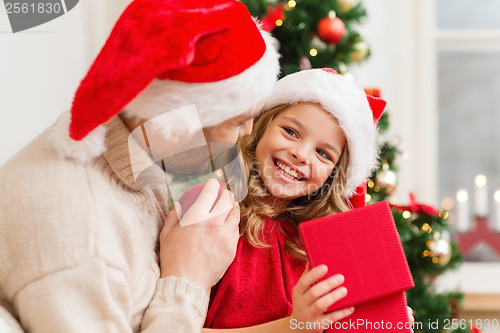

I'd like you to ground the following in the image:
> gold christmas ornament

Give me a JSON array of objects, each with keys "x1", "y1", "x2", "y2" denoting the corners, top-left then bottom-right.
[
  {"x1": 375, "y1": 169, "x2": 397, "y2": 195},
  {"x1": 427, "y1": 236, "x2": 452, "y2": 266},
  {"x1": 338, "y1": 0, "x2": 356, "y2": 13},
  {"x1": 350, "y1": 40, "x2": 369, "y2": 62}
]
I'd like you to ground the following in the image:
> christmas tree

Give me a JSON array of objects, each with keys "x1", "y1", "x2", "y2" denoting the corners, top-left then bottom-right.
[
  {"x1": 242, "y1": 0, "x2": 370, "y2": 77},
  {"x1": 241, "y1": 1, "x2": 468, "y2": 332},
  {"x1": 367, "y1": 103, "x2": 467, "y2": 333}
]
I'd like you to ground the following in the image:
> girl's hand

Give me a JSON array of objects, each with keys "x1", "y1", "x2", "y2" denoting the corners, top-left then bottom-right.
[
  {"x1": 407, "y1": 306, "x2": 415, "y2": 332},
  {"x1": 289, "y1": 264, "x2": 354, "y2": 333}
]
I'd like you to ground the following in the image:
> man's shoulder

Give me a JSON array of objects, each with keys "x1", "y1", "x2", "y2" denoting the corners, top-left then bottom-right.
[
  {"x1": 1, "y1": 110, "x2": 114, "y2": 184},
  {"x1": 1, "y1": 126, "x2": 109, "y2": 199},
  {"x1": 0, "y1": 130, "x2": 143, "y2": 298},
  {"x1": 0, "y1": 127, "x2": 123, "y2": 255},
  {"x1": 3, "y1": 126, "x2": 82, "y2": 171}
]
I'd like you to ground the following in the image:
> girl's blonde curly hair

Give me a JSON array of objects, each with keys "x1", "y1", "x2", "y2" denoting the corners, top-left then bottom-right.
[{"x1": 237, "y1": 104, "x2": 352, "y2": 260}]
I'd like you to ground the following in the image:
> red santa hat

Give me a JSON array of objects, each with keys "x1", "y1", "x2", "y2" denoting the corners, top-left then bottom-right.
[
  {"x1": 263, "y1": 68, "x2": 386, "y2": 202},
  {"x1": 55, "y1": 0, "x2": 279, "y2": 162}
]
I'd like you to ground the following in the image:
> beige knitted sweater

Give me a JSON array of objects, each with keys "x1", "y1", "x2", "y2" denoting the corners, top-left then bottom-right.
[{"x1": 0, "y1": 115, "x2": 208, "y2": 332}]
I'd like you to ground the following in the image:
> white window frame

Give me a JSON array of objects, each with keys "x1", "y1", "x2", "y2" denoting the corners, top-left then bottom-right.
[
  {"x1": 431, "y1": 1, "x2": 500, "y2": 299},
  {"x1": 356, "y1": 0, "x2": 500, "y2": 297}
]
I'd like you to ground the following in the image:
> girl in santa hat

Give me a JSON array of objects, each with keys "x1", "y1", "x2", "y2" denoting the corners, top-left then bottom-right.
[{"x1": 201, "y1": 68, "x2": 409, "y2": 332}]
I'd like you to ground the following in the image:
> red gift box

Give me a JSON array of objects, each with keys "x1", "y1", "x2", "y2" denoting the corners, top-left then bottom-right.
[{"x1": 298, "y1": 201, "x2": 414, "y2": 332}]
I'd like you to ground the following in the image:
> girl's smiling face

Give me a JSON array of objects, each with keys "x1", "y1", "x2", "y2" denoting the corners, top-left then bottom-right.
[{"x1": 255, "y1": 102, "x2": 347, "y2": 200}]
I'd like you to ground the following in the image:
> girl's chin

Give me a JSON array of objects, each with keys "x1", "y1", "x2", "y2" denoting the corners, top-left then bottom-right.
[{"x1": 266, "y1": 186, "x2": 305, "y2": 200}]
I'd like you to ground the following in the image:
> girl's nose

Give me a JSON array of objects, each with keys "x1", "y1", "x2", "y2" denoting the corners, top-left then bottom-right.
[{"x1": 291, "y1": 147, "x2": 309, "y2": 164}]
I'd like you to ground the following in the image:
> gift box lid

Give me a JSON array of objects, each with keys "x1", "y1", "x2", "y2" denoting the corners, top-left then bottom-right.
[{"x1": 298, "y1": 201, "x2": 414, "y2": 311}]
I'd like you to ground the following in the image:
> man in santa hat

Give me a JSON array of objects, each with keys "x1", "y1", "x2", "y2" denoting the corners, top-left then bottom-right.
[{"x1": 0, "y1": 0, "x2": 279, "y2": 331}]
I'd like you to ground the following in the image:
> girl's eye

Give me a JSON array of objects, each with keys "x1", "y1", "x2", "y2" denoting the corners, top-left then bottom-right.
[
  {"x1": 317, "y1": 149, "x2": 332, "y2": 161},
  {"x1": 284, "y1": 127, "x2": 298, "y2": 138}
]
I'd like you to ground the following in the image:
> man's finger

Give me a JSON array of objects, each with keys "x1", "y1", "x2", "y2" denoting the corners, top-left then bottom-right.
[
  {"x1": 173, "y1": 201, "x2": 182, "y2": 220},
  {"x1": 190, "y1": 178, "x2": 221, "y2": 212},
  {"x1": 210, "y1": 189, "x2": 234, "y2": 220},
  {"x1": 163, "y1": 203, "x2": 181, "y2": 228},
  {"x1": 223, "y1": 202, "x2": 240, "y2": 227}
]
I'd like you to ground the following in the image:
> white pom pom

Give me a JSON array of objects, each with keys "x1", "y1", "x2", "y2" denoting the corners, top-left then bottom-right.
[{"x1": 48, "y1": 111, "x2": 107, "y2": 164}]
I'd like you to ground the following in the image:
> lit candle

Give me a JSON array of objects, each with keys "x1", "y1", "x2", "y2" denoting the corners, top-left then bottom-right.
[
  {"x1": 456, "y1": 189, "x2": 469, "y2": 233},
  {"x1": 494, "y1": 190, "x2": 500, "y2": 232},
  {"x1": 474, "y1": 174, "x2": 488, "y2": 217}
]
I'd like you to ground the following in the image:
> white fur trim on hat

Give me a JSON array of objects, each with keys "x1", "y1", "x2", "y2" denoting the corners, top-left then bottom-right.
[
  {"x1": 49, "y1": 111, "x2": 107, "y2": 163},
  {"x1": 264, "y1": 69, "x2": 378, "y2": 198},
  {"x1": 122, "y1": 29, "x2": 280, "y2": 138}
]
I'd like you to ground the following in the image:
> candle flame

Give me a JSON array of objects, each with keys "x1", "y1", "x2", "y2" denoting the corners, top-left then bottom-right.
[
  {"x1": 457, "y1": 190, "x2": 468, "y2": 202},
  {"x1": 475, "y1": 174, "x2": 487, "y2": 187},
  {"x1": 494, "y1": 190, "x2": 500, "y2": 203}
]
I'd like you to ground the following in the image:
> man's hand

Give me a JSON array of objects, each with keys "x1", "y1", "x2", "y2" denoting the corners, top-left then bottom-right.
[{"x1": 158, "y1": 179, "x2": 240, "y2": 293}]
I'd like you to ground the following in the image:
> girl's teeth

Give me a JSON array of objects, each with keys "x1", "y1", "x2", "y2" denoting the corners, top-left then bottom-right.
[{"x1": 276, "y1": 160, "x2": 301, "y2": 180}]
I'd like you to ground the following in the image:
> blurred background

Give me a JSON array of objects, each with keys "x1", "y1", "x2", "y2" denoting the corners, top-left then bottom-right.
[{"x1": 1, "y1": 0, "x2": 499, "y2": 332}]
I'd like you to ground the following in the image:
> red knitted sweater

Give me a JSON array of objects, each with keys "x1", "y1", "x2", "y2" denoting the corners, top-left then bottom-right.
[{"x1": 205, "y1": 217, "x2": 306, "y2": 328}]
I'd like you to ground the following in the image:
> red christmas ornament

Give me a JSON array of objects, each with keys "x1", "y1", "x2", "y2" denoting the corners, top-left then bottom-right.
[
  {"x1": 317, "y1": 16, "x2": 345, "y2": 44},
  {"x1": 472, "y1": 325, "x2": 482, "y2": 333}
]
